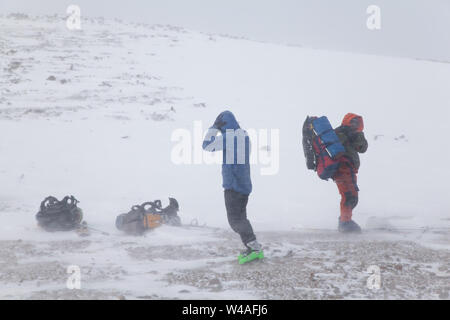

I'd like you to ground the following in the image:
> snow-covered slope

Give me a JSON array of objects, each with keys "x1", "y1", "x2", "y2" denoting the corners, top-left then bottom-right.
[{"x1": 0, "y1": 14, "x2": 449, "y2": 299}]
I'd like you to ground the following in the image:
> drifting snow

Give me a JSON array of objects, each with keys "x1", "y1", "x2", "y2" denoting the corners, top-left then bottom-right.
[
  {"x1": 0, "y1": 14, "x2": 449, "y2": 299},
  {"x1": 0, "y1": 226, "x2": 448, "y2": 299}
]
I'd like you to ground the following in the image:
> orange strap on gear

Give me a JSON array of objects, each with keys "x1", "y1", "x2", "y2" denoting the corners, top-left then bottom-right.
[{"x1": 143, "y1": 214, "x2": 163, "y2": 229}]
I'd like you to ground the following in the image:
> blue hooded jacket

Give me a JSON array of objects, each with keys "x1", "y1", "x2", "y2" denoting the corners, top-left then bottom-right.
[{"x1": 202, "y1": 111, "x2": 252, "y2": 195}]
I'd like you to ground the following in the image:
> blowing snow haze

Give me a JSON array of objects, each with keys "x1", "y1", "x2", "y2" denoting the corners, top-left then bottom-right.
[
  {"x1": 2, "y1": 0, "x2": 450, "y2": 62},
  {"x1": 0, "y1": 0, "x2": 449, "y2": 300}
]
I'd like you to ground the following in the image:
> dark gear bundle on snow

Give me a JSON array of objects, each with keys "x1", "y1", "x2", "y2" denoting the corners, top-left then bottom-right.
[
  {"x1": 36, "y1": 196, "x2": 83, "y2": 231},
  {"x1": 302, "y1": 116, "x2": 346, "y2": 180},
  {"x1": 115, "y1": 197, "x2": 181, "y2": 235}
]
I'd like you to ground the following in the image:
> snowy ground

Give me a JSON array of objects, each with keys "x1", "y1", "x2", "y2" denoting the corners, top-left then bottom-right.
[
  {"x1": 0, "y1": 14, "x2": 449, "y2": 299},
  {"x1": 0, "y1": 226, "x2": 449, "y2": 300}
]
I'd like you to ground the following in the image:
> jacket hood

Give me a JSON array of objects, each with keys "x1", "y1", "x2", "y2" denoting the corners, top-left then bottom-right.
[
  {"x1": 217, "y1": 110, "x2": 240, "y2": 133},
  {"x1": 342, "y1": 113, "x2": 364, "y2": 132}
]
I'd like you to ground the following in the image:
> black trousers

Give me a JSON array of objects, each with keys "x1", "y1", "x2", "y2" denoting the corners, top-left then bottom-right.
[{"x1": 224, "y1": 189, "x2": 256, "y2": 246}]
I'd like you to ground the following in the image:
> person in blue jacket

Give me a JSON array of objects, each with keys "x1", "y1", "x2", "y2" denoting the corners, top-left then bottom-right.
[{"x1": 202, "y1": 111, "x2": 262, "y2": 254}]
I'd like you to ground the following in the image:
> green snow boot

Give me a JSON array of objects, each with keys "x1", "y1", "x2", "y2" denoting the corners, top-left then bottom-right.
[
  {"x1": 238, "y1": 250, "x2": 264, "y2": 264},
  {"x1": 238, "y1": 240, "x2": 264, "y2": 264}
]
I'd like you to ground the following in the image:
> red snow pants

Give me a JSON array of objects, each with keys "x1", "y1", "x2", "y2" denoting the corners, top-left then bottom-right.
[{"x1": 333, "y1": 160, "x2": 359, "y2": 222}]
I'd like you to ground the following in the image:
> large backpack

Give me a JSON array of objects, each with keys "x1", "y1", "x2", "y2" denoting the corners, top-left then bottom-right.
[
  {"x1": 36, "y1": 196, "x2": 83, "y2": 231},
  {"x1": 115, "y1": 198, "x2": 181, "y2": 235},
  {"x1": 302, "y1": 116, "x2": 346, "y2": 180}
]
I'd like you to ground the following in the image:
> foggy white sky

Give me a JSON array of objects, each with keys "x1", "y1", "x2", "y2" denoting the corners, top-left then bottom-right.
[{"x1": 1, "y1": 0, "x2": 449, "y2": 61}]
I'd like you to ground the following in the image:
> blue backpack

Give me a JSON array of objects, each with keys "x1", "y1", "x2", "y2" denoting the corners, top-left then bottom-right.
[{"x1": 302, "y1": 116, "x2": 346, "y2": 180}]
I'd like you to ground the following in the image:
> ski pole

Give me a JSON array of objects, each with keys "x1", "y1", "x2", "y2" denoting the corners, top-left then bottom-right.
[{"x1": 87, "y1": 226, "x2": 110, "y2": 236}]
